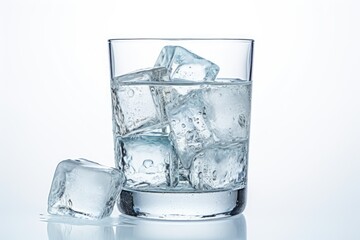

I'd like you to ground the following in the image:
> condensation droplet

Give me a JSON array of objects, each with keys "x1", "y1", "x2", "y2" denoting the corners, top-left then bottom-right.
[
  {"x1": 212, "y1": 170, "x2": 217, "y2": 180},
  {"x1": 185, "y1": 131, "x2": 194, "y2": 141},
  {"x1": 143, "y1": 159, "x2": 154, "y2": 168},
  {"x1": 127, "y1": 179, "x2": 135, "y2": 184},
  {"x1": 238, "y1": 114, "x2": 246, "y2": 128},
  {"x1": 181, "y1": 123, "x2": 186, "y2": 128},
  {"x1": 134, "y1": 182, "x2": 150, "y2": 188},
  {"x1": 127, "y1": 89, "x2": 134, "y2": 97},
  {"x1": 128, "y1": 121, "x2": 134, "y2": 127}
]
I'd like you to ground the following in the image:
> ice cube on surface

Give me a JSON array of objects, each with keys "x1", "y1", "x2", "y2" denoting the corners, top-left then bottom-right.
[
  {"x1": 189, "y1": 142, "x2": 248, "y2": 190},
  {"x1": 48, "y1": 159, "x2": 124, "y2": 219},
  {"x1": 202, "y1": 82, "x2": 252, "y2": 142},
  {"x1": 166, "y1": 90, "x2": 213, "y2": 169},
  {"x1": 111, "y1": 67, "x2": 168, "y2": 136},
  {"x1": 155, "y1": 46, "x2": 219, "y2": 82},
  {"x1": 116, "y1": 134, "x2": 179, "y2": 188}
]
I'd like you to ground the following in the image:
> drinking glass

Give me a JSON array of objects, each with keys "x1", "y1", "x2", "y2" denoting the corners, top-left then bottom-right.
[{"x1": 109, "y1": 38, "x2": 254, "y2": 220}]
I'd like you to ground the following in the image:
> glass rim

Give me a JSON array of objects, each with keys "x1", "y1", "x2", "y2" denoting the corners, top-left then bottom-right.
[{"x1": 108, "y1": 38, "x2": 254, "y2": 43}]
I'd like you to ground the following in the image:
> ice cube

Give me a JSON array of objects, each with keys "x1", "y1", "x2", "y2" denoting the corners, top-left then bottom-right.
[
  {"x1": 48, "y1": 159, "x2": 124, "y2": 219},
  {"x1": 111, "y1": 67, "x2": 168, "y2": 136},
  {"x1": 160, "y1": 81, "x2": 251, "y2": 171},
  {"x1": 189, "y1": 142, "x2": 248, "y2": 190},
  {"x1": 47, "y1": 222, "x2": 115, "y2": 240},
  {"x1": 202, "y1": 82, "x2": 251, "y2": 142},
  {"x1": 166, "y1": 90, "x2": 213, "y2": 169},
  {"x1": 116, "y1": 134, "x2": 179, "y2": 188},
  {"x1": 153, "y1": 46, "x2": 221, "y2": 169},
  {"x1": 155, "y1": 46, "x2": 219, "y2": 82}
]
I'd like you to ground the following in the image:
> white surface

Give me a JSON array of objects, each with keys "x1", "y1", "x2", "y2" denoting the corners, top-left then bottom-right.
[{"x1": 1, "y1": 0, "x2": 360, "y2": 239}]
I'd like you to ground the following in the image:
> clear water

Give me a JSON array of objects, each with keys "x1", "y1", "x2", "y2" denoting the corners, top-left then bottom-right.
[{"x1": 111, "y1": 79, "x2": 251, "y2": 193}]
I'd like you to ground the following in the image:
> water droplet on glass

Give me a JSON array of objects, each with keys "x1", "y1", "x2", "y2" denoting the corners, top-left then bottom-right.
[
  {"x1": 143, "y1": 159, "x2": 154, "y2": 168},
  {"x1": 212, "y1": 170, "x2": 217, "y2": 180},
  {"x1": 127, "y1": 89, "x2": 134, "y2": 97},
  {"x1": 127, "y1": 179, "x2": 135, "y2": 184},
  {"x1": 238, "y1": 114, "x2": 246, "y2": 128},
  {"x1": 185, "y1": 131, "x2": 194, "y2": 141},
  {"x1": 128, "y1": 121, "x2": 134, "y2": 127},
  {"x1": 134, "y1": 182, "x2": 150, "y2": 188},
  {"x1": 181, "y1": 123, "x2": 186, "y2": 128}
]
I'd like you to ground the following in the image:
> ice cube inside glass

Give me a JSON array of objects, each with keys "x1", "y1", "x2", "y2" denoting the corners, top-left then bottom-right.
[
  {"x1": 48, "y1": 159, "x2": 124, "y2": 219},
  {"x1": 155, "y1": 45, "x2": 219, "y2": 82}
]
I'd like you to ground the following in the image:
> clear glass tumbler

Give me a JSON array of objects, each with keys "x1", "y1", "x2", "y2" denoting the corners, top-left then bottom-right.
[{"x1": 109, "y1": 38, "x2": 254, "y2": 220}]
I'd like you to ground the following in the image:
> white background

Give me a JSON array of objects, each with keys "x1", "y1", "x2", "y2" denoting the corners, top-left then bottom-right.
[{"x1": 1, "y1": 0, "x2": 360, "y2": 239}]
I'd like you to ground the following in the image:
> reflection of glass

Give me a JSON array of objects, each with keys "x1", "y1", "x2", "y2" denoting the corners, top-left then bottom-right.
[
  {"x1": 116, "y1": 214, "x2": 246, "y2": 240},
  {"x1": 47, "y1": 221, "x2": 115, "y2": 240},
  {"x1": 44, "y1": 214, "x2": 246, "y2": 240}
]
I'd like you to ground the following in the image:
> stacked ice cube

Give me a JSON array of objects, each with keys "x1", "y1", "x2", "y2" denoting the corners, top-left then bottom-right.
[{"x1": 112, "y1": 45, "x2": 250, "y2": 190}]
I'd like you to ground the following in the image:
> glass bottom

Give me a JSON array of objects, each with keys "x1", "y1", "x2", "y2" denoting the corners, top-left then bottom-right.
[{"x1": 118, "y1": 187, "x2": 246, "y2": 220}]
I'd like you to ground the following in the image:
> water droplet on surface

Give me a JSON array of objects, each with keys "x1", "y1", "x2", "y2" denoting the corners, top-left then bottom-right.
[{"x1": 181, "y1": 123, "x2": 186, "y2": 128}]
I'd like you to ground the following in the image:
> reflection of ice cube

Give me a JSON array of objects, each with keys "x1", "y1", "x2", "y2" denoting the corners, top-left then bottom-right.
[
  {"x1": 189, "y1": 142, "x2": 248, "y2": 190},
  {"x1": 111, "y1": 67, "x2": 168, "y2": 136},
  {"x1": 203, "y1": 82, "x2": 251, "y2": 142},
  {"x1": 166, "y1": 91, "x2": 213, "y2": 169},
  {"x1": 47, "y1": 222, "x2": 114, "y2": 240},
  {"x1": 48, "y1": 159, "x2": 123, "y2": 219},
  {"x1": 155, "y1": 46, "x2": 219, "y2": 82},
  {"x1": 116, "y1": 134, "x2": 179, "y2": 188}
]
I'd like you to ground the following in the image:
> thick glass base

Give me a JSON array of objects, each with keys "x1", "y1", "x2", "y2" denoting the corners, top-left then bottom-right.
[{"x1": 118, "y1": 187, "x2": 246, "y2": 220}]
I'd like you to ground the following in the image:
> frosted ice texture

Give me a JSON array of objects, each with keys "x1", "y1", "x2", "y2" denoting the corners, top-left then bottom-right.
[{"x1": 48, "y1": 159, "x2": 124, "y2": 219}]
